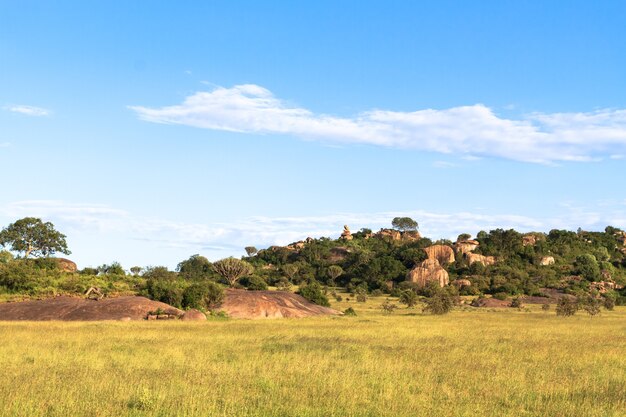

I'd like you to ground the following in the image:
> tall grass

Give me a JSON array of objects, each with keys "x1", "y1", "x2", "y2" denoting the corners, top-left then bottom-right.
[{"x1": 0, "y1": 303, "x2": 624, "y2": 416}]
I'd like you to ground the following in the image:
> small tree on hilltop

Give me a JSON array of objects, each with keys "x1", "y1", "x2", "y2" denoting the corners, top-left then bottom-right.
[
  {"x1": 391, "y1": 217, "x2": 419, "y2": 232},
  {"x1": 0, "y1": 217, "x2": 70, "y2": 258},
  {"x1": 212, "y1": 257, "x2": 254, "y2": 287}
]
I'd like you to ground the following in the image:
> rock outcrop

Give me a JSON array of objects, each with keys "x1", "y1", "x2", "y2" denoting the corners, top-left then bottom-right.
[
  {"x1": 539, "y1": 256, "x2": 555, "y2": 266},
  {"x1": 589, "y1": 280, "x2": 623, "y2": 294},
  {"x1": 423, "y1": 245, "x2": 455, "y2": 265},
  {"x1": 0, "y1": 296, "x2": 183, "y2": 321},
  {"x1": 466, "y1": 253, "x2": 496, "y2": 266},
  {"x1": 402, "y1": 231, "x2": 422, "y2": 242},
  {"x1": 218, "y1": 289, "x2": 341, "y2": 319},
  {"x1": 340, "y1": 225, "x2": 353, "y2": 241},
  {"x1": 54, "y1": 258, "x2": 77, "y2": 273},
  {"x1": 181, "y1": 309, "x2": 207, "y2": 321},
  {"x1": 406, "y1": 259, "x2": 449, "y2": 288},
  {"x1": 451, "y1": 279, "x2": 472, "y2": 288},
  {"x1": 376, "y1": 229, "x2": 421, "y2": 242},
  {"x1": 523, "y1": 233, "x2": 545, "y2": 247},
  {"x1": 376, "y1": 228, "x2": 402, "y2": 241},
  {"x1": 454, "y1": 239, "x2": 479, "y2": 255}
]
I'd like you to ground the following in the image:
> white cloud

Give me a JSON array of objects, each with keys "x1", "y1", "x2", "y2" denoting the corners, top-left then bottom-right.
[
  {"x1": 129, "y1": 84, "x2": 626, "y2": 163},
  {"x1": 3, "y1": 105, "x2": 51, "y2": 117},
  {"x1": 3, "y1": 200, "x2": 624, "y2": 264}
]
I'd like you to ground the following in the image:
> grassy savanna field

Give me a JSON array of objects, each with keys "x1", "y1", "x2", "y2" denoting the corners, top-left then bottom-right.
[{"x1": 0, "y1": 297, "x2": 624, "y2": 417}]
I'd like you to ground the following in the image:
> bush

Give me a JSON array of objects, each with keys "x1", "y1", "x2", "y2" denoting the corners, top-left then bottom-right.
[
  {"x1": 182, "y1": 282, "x2": 224, "y2": 310},
  {"x1": 493, "y1": 292, "x2": 508, "y2": 301},
  {"x1": 423, "y1": 291, "x2": 454, "y2": 315},
  {"x1": 510, "y1": 297, "x2": 523, "y2": 308},
  {"x1": 241, "y1": 276, "x2": 268, "y2": 291},
  {"x1": 146, "y1": 279, "x2": 182, "y2": 307},
  {"x1": 541, "y1": 303, "x2": 551, "y2": 312},
  {"x1": 556, "y1": 297, "x2": 578, "y2": 316},
  {"x1": 343, "y1": 307, "x2": 357, "y2": 316},
  {"x1": 581, "y1": 296, "x2": 601, "y2": 317},
  {"x1": 399, "y1": 289, "x2": 418, "y2": 307},
  {"x1": 603, "y1": 296, "x2": 615, "y2": 311},
  {"x1": 371, "y1": 289, "x2": 384, "y2": 297},
  {"x1": 380, "y1": 299, "x2": 398, "y2": 314},
  {"x1": 297, "y1": 281, "x2": 330, "y2": 307}
]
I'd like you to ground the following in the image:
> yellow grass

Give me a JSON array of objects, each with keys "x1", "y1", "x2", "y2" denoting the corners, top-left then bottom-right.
[{"x1": 0, "y1": 299, "x2": 624, "y2": 417}]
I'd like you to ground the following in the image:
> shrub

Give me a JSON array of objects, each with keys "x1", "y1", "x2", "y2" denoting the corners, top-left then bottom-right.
[
  {"x1": 241, "y1": 276, "x2": 268, "y2": 291},
  {"x1": 275, "y1": 278, "x2": 292, "y2": 291},
  {"x1": 297, "y1": 281, "x2": 330, "y2": 307},
  {"x1": 182, "y1": 282, "x2": 224, "y2": 310},
  {"x1": 343, "y1": 307, "x2": 357, "y2": 316},
  {"x1": 423, "y1": 291, "x2": 454, "y2": 315},
  {"x1": 556, "y1": 297, "x2": 578, "y2": 316},
  {"x1": 371, "y1": 289, "x2": 384, "y2": 297},
  {"x1": 145, "y1": 274, "x2": 183, "y2": 308},
  {"x1": 510, "y1": 297, "x2": 523, "y2": 308},
  {"x1": 380, "y1": 299, "x2": 398, "y2": 314},
  {"x1": 603, "y1": 296, "x2": 615, "y2": 311},
  {"x1": 493, "y1": 292, "x2": 508, "y2": 301},
  {"x1": 398, "y1": 289, "x2": 418, "y2": 307},
  {"x1": 541, "y1": 303, "x2": 551, "y2": 312},
  {"x1": 581, "y1": 296, "x2": 601, "y2": 317}
]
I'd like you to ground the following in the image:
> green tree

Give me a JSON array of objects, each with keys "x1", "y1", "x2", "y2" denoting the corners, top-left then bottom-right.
[
  {"x1": 297, "y1": 281, "x2": 330, "y2": 307},
  {"x1": 399, "y1": 289, "x2": 418, "y2": 307},
  {"x1": 244, "y1": 246, "x2": 258, "y2": 257},
  {"x1": 556, "y1": 297, "x2": 578, "y2": 316},
  {"x1": 391, "y1": 217, "x2": 418, "y2": 232},
  {"x1": 182, "y1": 282, "x2": 224, "y2": 310},
  {"x1": 574, "y1": 254, "x2": 601, "y2": 281},
  {"x1": 212, "y1": 257, "x2": 254, "y2": 287},
  {"x1": 327, "y1": 265, "x2": 344, "y2": 286},
  {"x1": 177, "y1": 254, "x2": 212, "y2": 280},
  {"x1": 0, "y1": 217, "x2": 70, "y2": 258},
  {"x1": 98, "y1": 262, "x2": 125, "y2": 275},
  {"x1": 422, "y1": 291, "x2": 454, "y2": 315},
  {"x1": 130, "y1": 266, "x2": 142, "y2": 276}
]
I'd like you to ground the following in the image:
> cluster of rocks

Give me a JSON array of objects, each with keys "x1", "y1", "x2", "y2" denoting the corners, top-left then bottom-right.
[
  {"x1": 340, "y1": 225, "x2": 353, "y2": 240},
  {"x1": 406, "y1": 235, "x2": 500, "y2": 289},
  {"x1": 407, "y1": 258, "x2": 450, "y2": 288},
  {"x1": 376, "y1": 228, "x2": 421, "y2": 242},
  {"x1": 539, "y1": 256, "x2": 555, "y2": 266},
  {"x1": 589, "y1": 280, "x2": 623, "y2": 294}
]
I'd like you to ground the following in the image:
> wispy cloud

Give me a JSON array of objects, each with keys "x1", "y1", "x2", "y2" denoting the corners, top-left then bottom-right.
[
  {"x1": 129, "y1": 84, "x2": 626, "y2": 164},
  {"x1": 3, "y1": 200, "x2": 624, "y2": 261},
  {"x1": 3, "y1": 105, "x2": 51, "y2": 117}
]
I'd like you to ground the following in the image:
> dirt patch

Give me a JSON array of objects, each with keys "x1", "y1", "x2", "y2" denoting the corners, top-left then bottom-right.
[
  {"x1": 0, "y1": 296, "x2": 182, "y2": 321},
  {"x1": 219, "y1": 289, "x2": 341, "y2": 319}
]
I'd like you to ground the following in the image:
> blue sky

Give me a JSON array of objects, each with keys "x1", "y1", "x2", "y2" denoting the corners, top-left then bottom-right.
[{"x1": 1, "y1": 1, "x2": 625, "y2": 269}]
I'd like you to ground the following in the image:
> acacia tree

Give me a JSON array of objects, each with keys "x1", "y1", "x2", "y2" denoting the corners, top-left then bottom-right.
[
  {"x1": 212, "y1": 257, "x2": 254, "y2": 287},
  {"x1": 0, "y1": 217, "x2": 70, "y2": 258},
  {"x1": 391, "y1": 217, "x2": 419, "y2": 232}
]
